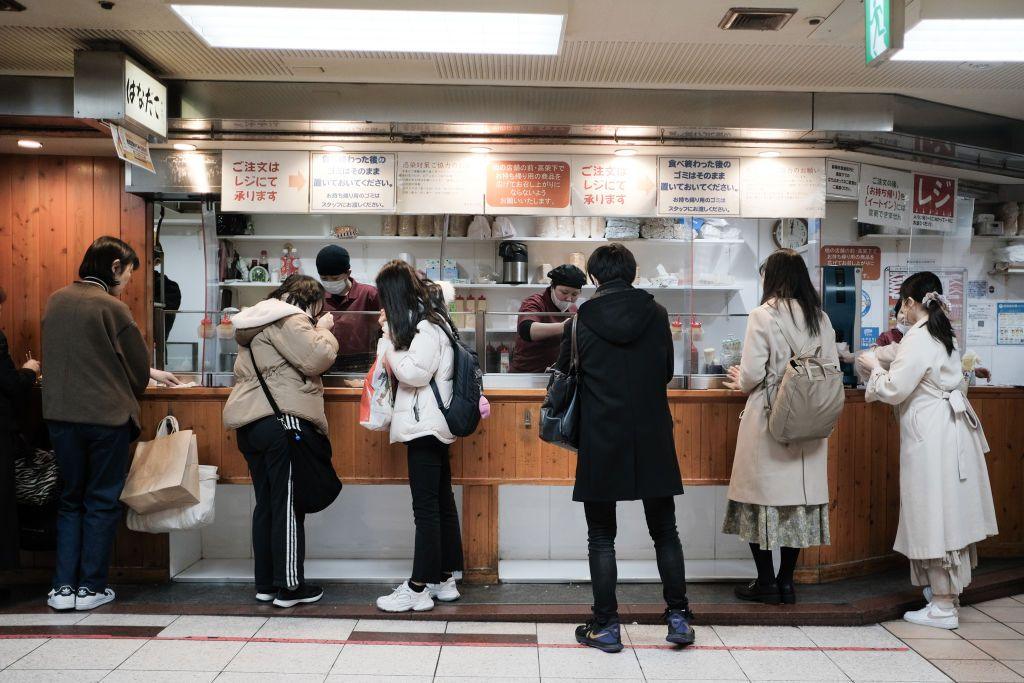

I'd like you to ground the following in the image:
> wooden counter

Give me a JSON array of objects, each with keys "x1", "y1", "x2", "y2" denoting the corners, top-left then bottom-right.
[{"x1": 135, "y1": 385, "x2": 1024, "y2": 585}]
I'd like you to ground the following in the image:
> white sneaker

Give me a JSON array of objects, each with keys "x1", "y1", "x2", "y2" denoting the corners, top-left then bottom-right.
[
  {"x1": 47, "y1": 586, "x2": 75, "y2": 611},
  {"x1": 255, "y1": 592, "x2": 276, "y2": 603},
  {"x1": 75, "y1": 587, "x2": 115, "y2": 611},
  {"x1": 427, "y1": 576, "x2": 460, "y2": 602},
  {"x1": 903, "y1": 602, "x2": 958, "y2": 630},
  {"x1": 376, "y1": 582, "x2": 434, "y2": 613}
]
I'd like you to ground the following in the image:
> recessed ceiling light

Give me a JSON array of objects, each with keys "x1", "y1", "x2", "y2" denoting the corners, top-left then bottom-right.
[
  {"x1": 469, "y1": 146, "x2": 492, "y2": 154},
  {"x1": 321, "y1": 144, "x2": 344, "y2": 152},
  {"x1": 172, "y1": 143, "x2": 197, "y2": 151},
  {"x1": 758, "y1": 150, "x2": 781, "y2": 158},
  {"x1": 614, "y1": 148, "x2": 638, "y2": 157},
  {"x1": 892, "y1": 19, "x2": 1024, "y2": 62},
  {"x1": 17, "y1": 139, "x2": 42, "y2": 149},
  {"x1": 170, "y1": 5, "x2": 565, "y2": 55}
]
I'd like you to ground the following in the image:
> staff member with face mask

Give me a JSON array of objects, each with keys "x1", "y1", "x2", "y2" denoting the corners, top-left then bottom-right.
[
  {"x1": 315, "y1": 245, "x2": 381, "y2": 373},
  {"x1": 876, "y1": 300, "x2": 909, "y2": 347},
  {"x1": 510, "y1": 264, "x2": 586, "y2": 373}
]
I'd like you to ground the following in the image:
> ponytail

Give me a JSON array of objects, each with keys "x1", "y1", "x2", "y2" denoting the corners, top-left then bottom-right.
[{"x1": 900, "y1": 272, "x2": 955, "y2": 355}]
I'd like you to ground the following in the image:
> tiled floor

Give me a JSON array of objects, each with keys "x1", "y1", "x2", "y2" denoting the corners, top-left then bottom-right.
[{"x1": 2, "y1": 594, "x2": 1024, "y2": 681}]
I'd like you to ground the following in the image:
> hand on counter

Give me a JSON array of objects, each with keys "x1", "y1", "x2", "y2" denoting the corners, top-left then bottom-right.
[
  {"x1": 150, "y1": 368, "x2": 183, "y2": 387},
  {"x1": 22, "y1": 358, "x2": 40, "y2": 375},
  {"x1": 723, "y1": 365, "x2": 743, "y2": 391}
]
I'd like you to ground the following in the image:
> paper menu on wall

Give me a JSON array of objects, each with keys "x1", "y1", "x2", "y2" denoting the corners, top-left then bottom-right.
[
  {"x1": 967, "y1": 301, "x2": 996, "y2": 347},
  {"x1": 997, "y1": 302, "x2": 1024, "y2": 346}
]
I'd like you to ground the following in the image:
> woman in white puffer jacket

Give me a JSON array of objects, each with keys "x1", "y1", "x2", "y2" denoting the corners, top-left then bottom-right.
[{"x1": 373, "y1": 260, "x2": 462, "y2": 613}]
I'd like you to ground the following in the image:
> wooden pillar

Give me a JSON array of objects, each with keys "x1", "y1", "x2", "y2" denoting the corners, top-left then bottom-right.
[{"x1": 461, "y1": 483, "x2": 499, "y2": 584}]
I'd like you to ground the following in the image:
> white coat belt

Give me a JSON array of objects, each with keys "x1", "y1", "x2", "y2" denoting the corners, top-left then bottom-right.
[{"x1": 924, "y1": 385, "x2": 982, "y2": 482}]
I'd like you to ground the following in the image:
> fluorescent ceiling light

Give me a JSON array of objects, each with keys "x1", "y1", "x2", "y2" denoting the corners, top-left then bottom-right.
[
  {"x1": 321, "y1": 145, "x2": 344, "y2": 152},
  {"x1": 757, "y1": 150, "x2": 781, "y2": 158},
  {"x1": 614, "y1": 148, "x2": 637, "y2": 157},
  {"x1": 892, "y1": 19, "x2": 1024, "y2": 61},
  {"x1": 17, "y1": 139, "x2": 42, "y2": 149},
  {"x1": 170, "y1": 5, "x2": 565, "y2": 55},
  {"x1": 172, "y1": 142, "x2": 197, "y2": 151},
  {"x1": 469, "y1": 146, "x2": 492, "y2": 154}
]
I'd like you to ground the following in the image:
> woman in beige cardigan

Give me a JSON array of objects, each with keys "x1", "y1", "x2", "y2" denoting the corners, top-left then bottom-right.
[{"x1": 722, "y1": 250, "x2": 839, "y2": 605}]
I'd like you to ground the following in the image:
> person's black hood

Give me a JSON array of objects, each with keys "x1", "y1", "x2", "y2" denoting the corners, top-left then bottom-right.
[{"x1": 578, "y1": 281, "x2": 659, "y2": 345}]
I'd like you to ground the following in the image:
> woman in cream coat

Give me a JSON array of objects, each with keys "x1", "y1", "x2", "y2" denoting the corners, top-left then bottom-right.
[
  {"x1": 723, "y1": 250, "x2": 839, "y2": 605},
  {"x1": 858, "y1": 271, "x2": 997, "y2": 630}
]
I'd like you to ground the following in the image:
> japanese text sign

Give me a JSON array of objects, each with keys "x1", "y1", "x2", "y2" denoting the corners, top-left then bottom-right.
[
  {"x1": 123, "y1": 60, "x2": 166, "y2": 139},
  {"x1": 310, "y1": 153, "x2": 396, "y2": 213},
  {"x1": 221, "y1": 150, "x2": 310, "y2": 213},
  {"x1": 656, "y1": 157, "x2": 740, "y2": 216},
  {"x1": 570, "y1": 156, "x2": 657, "y2": 216},
  {"x1": 826, "y1": 159, "x2": 860, "y2": 199},
  {"x1": 739, "y1": 157, "x2": 826, "y2": 218},
  {"x1": 821, "y1": 245, "x2": 882, "y2": 280},
  {"x1": 485, "y1": 157, "x2": 571, "y2": 215},
  {"x1": 396, "y1": 153, "x2": 484, "y2": 214},
  {"x1": 858, "y1": 165, "x2": 911, "y2": 230},
  {"x1": 110, "y1": 124, "x2": 154, "y2": 174},
  {"x1": 997, "y1": 302, "x2": 1024, "y2": 346},
  {"x1": 911, "y1": 172, "x2": 957, "y2": 233}
]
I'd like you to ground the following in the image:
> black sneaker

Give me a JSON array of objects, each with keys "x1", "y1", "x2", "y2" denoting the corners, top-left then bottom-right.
[
  {"x1": 273, "y1": 584, "x2": 324, "y2": 608},
  {"x1": 665, "y1": 609, "x2": 696, "y2": 646},
  {"x1": 575, "y1": 620, "x2": 624, "y2": 653},
  {"x1": 734, "y1": 580, "x2": 782, "y2": 605}
]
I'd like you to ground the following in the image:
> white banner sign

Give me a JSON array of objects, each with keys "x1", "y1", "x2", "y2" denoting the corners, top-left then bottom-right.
[
  {"x1": 656, "y1": 157, "x2": 740, "y2": 216},
  {"x1": 221, "y1": 150, "x2": 310, "y2": 213},
  {"x1": 740, "y1": 157, "x2": 826, "y2": 218},
  {"x1": 396, "y1": 153, "x2": 484, "y2": 214},
  {"x1": 310, "y1": 153, "x2": 396, "y2": 213},
  {"x1": 826, "y1": 159, "x2": 860, "y2": 199},
  {"x1": 123, "y1": 59, "x2": 167, "y2": 139},
  {"x1": 858, "y1": 164, "x2": 912, "y2": 230},
  {"x1": 570, "y1": 155, "x2": 657, "y2": 216}
]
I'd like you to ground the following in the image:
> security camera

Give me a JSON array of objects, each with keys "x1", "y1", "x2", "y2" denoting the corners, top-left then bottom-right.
[
  {"x1": 99, "y1": 1, "x2": 115, "y2": 9},
  {"x1": 807, "y1": 16, "x2": 824, "y2": 26}
]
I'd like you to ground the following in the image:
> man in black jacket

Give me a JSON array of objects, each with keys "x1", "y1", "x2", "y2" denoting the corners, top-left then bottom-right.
[{"x1": 554, "y1": 244, "x2": 694, "y2": 653}]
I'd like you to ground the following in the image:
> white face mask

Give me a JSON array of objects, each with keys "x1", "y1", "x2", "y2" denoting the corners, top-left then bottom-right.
[
  {"x1": 553, "y1": 295, "x2": 572, "y2": 312},
  {"x1": 896, "y1": 322, "x2": 910, "y2": 334},
  {"x1": 321, "y1": 277, "x2": 349, "y2": 296}
]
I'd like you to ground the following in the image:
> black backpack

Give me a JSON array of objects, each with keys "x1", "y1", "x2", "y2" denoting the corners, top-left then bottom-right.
[{"x1": 429, "y1": 323, "x2": 483, "y2": 437}]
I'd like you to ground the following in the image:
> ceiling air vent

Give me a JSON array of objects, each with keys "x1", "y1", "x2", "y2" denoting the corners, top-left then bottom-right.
[{"x1": 718, "y1": 7, "x2": 797, "y2": 31}]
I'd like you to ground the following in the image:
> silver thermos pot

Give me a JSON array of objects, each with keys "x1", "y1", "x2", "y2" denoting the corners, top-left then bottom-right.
[{"x1": 499, "y1": 241, "x2": 529, "y2": 284}]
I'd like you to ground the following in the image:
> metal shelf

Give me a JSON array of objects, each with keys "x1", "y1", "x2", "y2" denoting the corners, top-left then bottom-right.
[{"x1": 220, "y1": 234, "x2": 746, "y2": 246}]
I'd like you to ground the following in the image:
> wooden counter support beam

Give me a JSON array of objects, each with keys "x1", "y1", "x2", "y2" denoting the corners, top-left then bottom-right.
[{"x1": 462, "y1": 485, "x2": 499, "y2": 585}]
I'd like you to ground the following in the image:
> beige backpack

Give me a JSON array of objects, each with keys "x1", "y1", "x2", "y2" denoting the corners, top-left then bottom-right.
[{"x1": 764, "y1": 306, "x2": 845, "y2": 444}]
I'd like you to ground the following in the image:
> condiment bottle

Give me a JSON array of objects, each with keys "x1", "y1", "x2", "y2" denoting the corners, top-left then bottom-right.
[
  {"x1": 198, "y1": 315, "x2": 215, "y2": 339},
  {"x1": 476, "y1": 294, "x2": 487, "y2": 314},
  {"x1": 689, "y1": 320, "x2": 703, "y2": 374},
  {"x1": 216, "y1": 314, "x2": 234, "y2": 340},
  {"x1": 499, "y1": 344, "x2": 510, "y2": 373},
  {"x1": 454, "y1": 295, "x2": 465, "y2": 328}
]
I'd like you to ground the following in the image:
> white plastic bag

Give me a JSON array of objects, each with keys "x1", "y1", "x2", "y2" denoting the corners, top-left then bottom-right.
[
  {"x1": 493, "y1": 216, "x2": 517, "y2": 239},
  {"x1": 359, "y1": 343, "x2": 394, "y2": 431},
  {"x1": 468, "y1": 215, "x2": 492, "y2": 239},
  {"x1": 126, "y1": 465, "x2": 218, "y2": 533}
]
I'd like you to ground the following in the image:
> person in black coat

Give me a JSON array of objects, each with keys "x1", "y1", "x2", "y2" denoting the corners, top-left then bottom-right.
[
  {"x1": 553, "y1": 244, "x2": 693, "y2": 653},
  {"x1": 0, "y1": 285, "x2": 41, "y2": 575}
]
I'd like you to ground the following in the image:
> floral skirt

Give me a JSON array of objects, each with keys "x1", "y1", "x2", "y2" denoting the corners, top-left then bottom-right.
[{"x1": 721, "y1": 500, "x2": 831, "y2": 550}]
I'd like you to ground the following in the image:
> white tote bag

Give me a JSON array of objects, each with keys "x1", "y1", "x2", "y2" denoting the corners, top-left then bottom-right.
[{"x1": 126, "y1": 465, "x2": 219, "y2": 533}]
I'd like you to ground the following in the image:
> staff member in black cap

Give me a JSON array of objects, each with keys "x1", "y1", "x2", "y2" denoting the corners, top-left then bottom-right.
[
  {"x1": 315, "y1": 245, "x2": 381, "y2": 373},
  {"x1": 511, "y1": 264, "x2": 586, "y2": 373}
]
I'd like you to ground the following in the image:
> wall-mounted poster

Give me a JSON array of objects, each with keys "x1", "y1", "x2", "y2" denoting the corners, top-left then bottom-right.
[
  {"x1": 858, "y1": 164, "x2": 912, "y2": 231},
  {"x1": 967, "y1": 301, "x2": 997, "y2": 346},
  {"x1": 826, "y1": 159, "x2": 860, "y2": 199},
  {"x1": 739, "y1": 157, "x2": 826, "y2": 219},
  {"x1": 484, "y1": 156, "x2": 572, "y2": 215},
  {"x1": 571, "y1": 155, "x2": 657, "y2": 216},
  {"x1": 656, "y1": 157, "x2": 740, "y2": 216},
  {"x1": 885, "y1": 266, "x2": 966, "y2": 348},
  {"x1": 821, "y1": 245, "x2": 882, "y2": 280},
  {"x1": 221, "y1": 150, "x2": 310, "y2": 213},
  {"x1": 396, "y1": 153, "x2": 485, "y2": 214},
  {"x1": 997, "y1": 302, "x2": 1024, "y2": 346},
  {"x1": 911, "y1": 172, "x2": 957, "y2": 233},
  {"x1": 309, "y1": 152, "x2": 396, "y2": 213}
]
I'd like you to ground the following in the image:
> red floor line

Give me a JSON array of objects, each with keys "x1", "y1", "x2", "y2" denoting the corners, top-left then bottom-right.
[{"x1": 0, "y1": 633, "x2": 910, "y2": 652}]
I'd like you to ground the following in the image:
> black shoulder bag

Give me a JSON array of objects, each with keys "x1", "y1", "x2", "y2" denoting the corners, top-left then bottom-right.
[
  {"x1": 249, "y1": 346, "x2": 342, "y2": 514},
  {"x1": 539, "y1": 318, "x2": 580, "y2": 451}
]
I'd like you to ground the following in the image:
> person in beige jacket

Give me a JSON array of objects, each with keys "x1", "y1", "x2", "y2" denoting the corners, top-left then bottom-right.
[
  {"x1": 722, "y1": 249, "x2": 839, "y2": 605},
  {"x1": 223, "y1": 275, "x2": 338, "y2": 608}
]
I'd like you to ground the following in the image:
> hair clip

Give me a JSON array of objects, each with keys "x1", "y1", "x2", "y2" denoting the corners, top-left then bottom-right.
[{"x1": 922, "y1": 291, "x2": 951, "y2": 313}]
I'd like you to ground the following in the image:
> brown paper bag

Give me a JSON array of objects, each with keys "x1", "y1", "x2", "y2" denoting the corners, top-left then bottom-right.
[{"x1": 120, "y1": 416, "x2": 200, "y2": 514}]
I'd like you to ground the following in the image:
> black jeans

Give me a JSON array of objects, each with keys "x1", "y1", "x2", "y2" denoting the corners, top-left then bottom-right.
[
  {"x1": 48, "y1": 420, "x2": 132, "y2": 592},
  {"x1": 238, "y1": 416, "x2": 306, "y2": 591},
  {"x1": 584, "y1": 496, "x2": 690, "y2": 624},
  {"x1": 406, "y1": 435, "x2": 463, "y2": 584}
]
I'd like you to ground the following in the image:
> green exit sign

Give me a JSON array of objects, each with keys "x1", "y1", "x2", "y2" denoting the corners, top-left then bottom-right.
[{"x1": 865, "y1": 0, "x2": 904, "y2": 66}]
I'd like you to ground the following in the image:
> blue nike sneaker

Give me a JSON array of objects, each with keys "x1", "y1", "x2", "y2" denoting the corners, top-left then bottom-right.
[
  {"x1": 575, "y1": 620, "x2": 624, "y2": 653},
  {"x1": 665, "y1": 609, "x2": 696, "y2": 646}
]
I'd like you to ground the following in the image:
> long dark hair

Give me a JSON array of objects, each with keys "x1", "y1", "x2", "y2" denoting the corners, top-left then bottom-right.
[
  {"x1": 375, "y1": 260, "x2": 451, "y2": 350},
  {"x1": 760, "y1": 249, "x2": 822, "y2": 336},
  {"x1": 268, "y1": 274, "x2": 325, "y2": 317},
  {"x1": 79, "y1": 236, "x2": 140, "y2": 289},
  {"x1": 900, "y1": 271, "x2": 955, "y2": 354}
]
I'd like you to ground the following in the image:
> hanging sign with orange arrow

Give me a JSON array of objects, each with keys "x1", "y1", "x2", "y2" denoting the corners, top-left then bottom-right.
[
  {"x1": 310, "y1": 152, "x2": 396, "y2": 213},
  {"x1": 570, "y1": 155, "x2": 657, "y2": 217},
  {"x1": 221, "y1": 150, "x2": 311, "y2": 213}
]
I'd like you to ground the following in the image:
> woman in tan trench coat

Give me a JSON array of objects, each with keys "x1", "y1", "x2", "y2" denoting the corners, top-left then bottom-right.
[{"x1": 722, "y1": 250, "x2": 839, "y2": 605}]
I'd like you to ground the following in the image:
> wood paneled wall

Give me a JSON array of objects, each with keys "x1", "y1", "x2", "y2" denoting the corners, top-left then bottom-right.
[{"x1": 0, "y1": 154, "x2": 151, "y2": 363}]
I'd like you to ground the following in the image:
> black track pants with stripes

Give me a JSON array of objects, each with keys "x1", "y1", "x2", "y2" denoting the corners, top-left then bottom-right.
[{"x1": 238, "y1": 415, "x2": 306, "y2": 591}]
